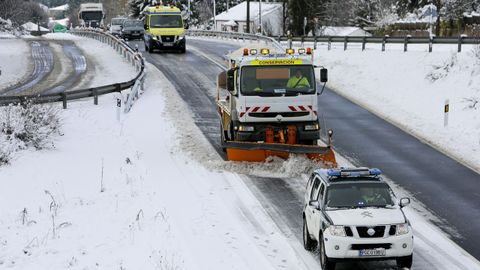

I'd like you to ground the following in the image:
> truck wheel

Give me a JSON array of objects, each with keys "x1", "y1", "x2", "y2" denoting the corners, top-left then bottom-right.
[
  {"x1": 148, "y1": 44, "x2": 154, "y2": 53},
  {"x1": 320, "y1": 234, "x2": 336, "y2": 270},
  {"x1": 396, "y1": 254, "x2": 413, "y2": 269},
  {"x1": 179, "y1": 46, "x2": 186, "y2": 54},
  {"x1": 303, "y1": 217, "x2": 317, "y2": 251},
  {"x1": 220, "y1": 122, "x2": 227, "y2": 152}
]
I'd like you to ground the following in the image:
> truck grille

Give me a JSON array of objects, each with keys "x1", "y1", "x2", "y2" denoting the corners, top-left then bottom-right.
[
  {"x1": 249, "y1": 112, "x2": 309, "y2": 118},
  {"x1": 351, "y1": 243, "x2": 392, "y2": 250},
  {"x1": 161, "y1": 35, "x2": 175, "y2": 42},
  {"x1": 356, "y1": 226, "x2": 386, "y2": 238}
]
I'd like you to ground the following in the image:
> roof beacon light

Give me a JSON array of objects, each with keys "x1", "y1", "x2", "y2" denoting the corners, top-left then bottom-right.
[
  {"x1": 261, "y1": 48, "x2": 270, "y2": 55},
  {"x1": 298, "y1": 48, "x2": 306, "y2": 54},
  {"x1": 327, "y1": 169, "x2": 341, "y2": 177},
  {"x1": 243, "y1": 48, "x2": 249, "y2": 56},
  {"x1": 369, "y1": 168, "x2": 382, "y2": 176},
  {"x1": 306, "y1": 47, "x2": 312, "y2": 55},
  {"x1": 250, "y1": 49, "x2": 258, "y2": 55},
  {"x1": 286, "y1": 48, "x2": 295, "y2": 55}
]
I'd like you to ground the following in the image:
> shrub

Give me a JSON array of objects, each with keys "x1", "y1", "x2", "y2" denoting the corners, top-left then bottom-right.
[{"x1": 0, "y1": 102, "x2": 61, "y2": 165}]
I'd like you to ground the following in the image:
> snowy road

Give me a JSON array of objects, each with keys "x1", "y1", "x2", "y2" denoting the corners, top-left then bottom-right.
[
  {"x1": 131, "y1": 38, "x2": 480, "y2": 269},
  {"x1": 1, "y1": 41, "x2": 54, "y2": 95},
  {"x1": 0, "y1": 40, "x2": 88, "y2": 95},
  {"x1": 42, "y1": 42, "x2": 87, "y2": 94}
]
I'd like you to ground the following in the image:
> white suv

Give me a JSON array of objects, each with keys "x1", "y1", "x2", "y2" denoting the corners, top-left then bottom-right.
[{"x1": 302, "y1": 168, "x2": 413, "y2": 270}]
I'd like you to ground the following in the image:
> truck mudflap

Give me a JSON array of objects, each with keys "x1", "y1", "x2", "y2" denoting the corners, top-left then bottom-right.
[{"x1": 223, "y1": 141, "x2": 337, "y2": 167}]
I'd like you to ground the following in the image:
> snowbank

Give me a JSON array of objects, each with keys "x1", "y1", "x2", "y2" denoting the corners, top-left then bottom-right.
[
  {"x1": 0, "y1": 65, "x2": 317, "y2": 270},
  {"x1": 0, "y1": 39, "x2": 30, "y2": 89},
  {"x1": 311, "y1": 43, "x2": 480, "y2": 172}
]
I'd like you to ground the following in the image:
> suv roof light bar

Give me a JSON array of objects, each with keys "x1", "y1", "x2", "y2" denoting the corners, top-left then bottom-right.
[{"x1": 327, "y1": 167, "x2": 382, "y2": 178}]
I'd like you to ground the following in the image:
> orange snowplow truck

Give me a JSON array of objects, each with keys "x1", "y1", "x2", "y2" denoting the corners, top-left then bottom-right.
[{"x1": 217, "y1": 47, "x2": 336, "y2": 167}]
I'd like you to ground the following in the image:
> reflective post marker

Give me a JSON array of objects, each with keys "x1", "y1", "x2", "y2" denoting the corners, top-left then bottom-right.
[
  {"x1": 444, "y1": 99, "x2": 449, "y2": 127},
  {"x1": 117, "y1": 98, "x2": 121, "y2": 122}
]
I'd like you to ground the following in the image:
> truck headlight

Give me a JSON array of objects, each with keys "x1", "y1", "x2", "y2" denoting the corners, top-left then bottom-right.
[
  {"x1": 396, "y1": 223, "x2": 409, "y2": 235},
  {"x1": 178, "y1": 32, "x2": 186, "y2": 39},
  {"x1": 152, "y1": 36, "x2": 158, "y2": 41},
  {"x1": 304, "y1": 123, "x2": 319, "y2": 131},
  {"x1": 238, "y1": 125, "x2": 254, "y2": 132},
  {"x1": 328, "y1": 225, "x2": 346, "y2": 237}
]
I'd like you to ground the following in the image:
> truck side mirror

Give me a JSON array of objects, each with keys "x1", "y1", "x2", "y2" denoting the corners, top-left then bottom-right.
[
  {"x1": 144, "y1": 24, "x2": 148, "y2": 30},
  {"x1": 320, "y1": 68, "x2": 328, "y2": 83},
  {"x1": 226, "y1": 68, "x2": 235, "y2": 92}
]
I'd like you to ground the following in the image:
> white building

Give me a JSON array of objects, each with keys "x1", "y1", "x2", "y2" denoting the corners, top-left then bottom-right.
[{"x1": 214, "y1": 1, "x2": 283, "y2": 36}]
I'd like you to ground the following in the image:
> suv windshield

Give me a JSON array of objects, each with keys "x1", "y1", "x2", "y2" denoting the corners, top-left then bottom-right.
[
  {"x1": 240, "y1": 65, "x2": 315, "y2": 96},
  {"x1": 123, "y1": 20, "x2": 143, "y2": 27},
  {"x1": 325, "y1": 182, "x2": 394, "y2": 208},
  {"x1": 150, "y1": 15, "x2": 183, "y2": 28}
]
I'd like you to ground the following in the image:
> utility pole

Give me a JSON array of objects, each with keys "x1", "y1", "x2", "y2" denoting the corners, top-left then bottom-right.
[
  {"x1": 259, "y1": 0, "x2": 262, "y2": 34},
  {"x1": 213, "y1": 0, "x2": 216, "y2": 30},
  {"x1": 282, "y1": 0, "x2": 286, "y2": 35},
  {"x1": 246, "y1": 0, "x2": 250, "y2": 33}
]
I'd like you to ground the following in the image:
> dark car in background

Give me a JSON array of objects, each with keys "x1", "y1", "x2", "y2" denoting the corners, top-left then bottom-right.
[{"x1": 121, "y1": 19, "x2": 144, "y2": 40}]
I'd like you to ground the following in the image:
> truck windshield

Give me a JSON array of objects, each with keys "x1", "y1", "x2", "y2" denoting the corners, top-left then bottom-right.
[
  {"x1": 150, "y1": 15, "x2": 183, "y2": 28},
  {"x1": 80, "y1": 11, "x2": 103, "y2": 21},
  {"x1": 240, "y1": 65, "x2": 315, "y2": 96},
  {"x1": 325, "y1": 182, "x2": 395, "y2": 208}
]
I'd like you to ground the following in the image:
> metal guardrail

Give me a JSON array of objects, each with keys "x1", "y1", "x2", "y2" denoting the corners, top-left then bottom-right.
[
  {"x1": 187, "y1": 29, "x2": 284, "y2": 51},
  {"x1": 275, "y1": 35, "x2": 480, "y2": 53},
  {"x1": 0, "y1": 28, "x2": 146, "y2": 109}
]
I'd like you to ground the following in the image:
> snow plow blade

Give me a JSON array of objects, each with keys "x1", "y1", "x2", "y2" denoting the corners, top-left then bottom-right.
[{"x1": 224, "y1": 141, "x2": 337, "y2": 167}]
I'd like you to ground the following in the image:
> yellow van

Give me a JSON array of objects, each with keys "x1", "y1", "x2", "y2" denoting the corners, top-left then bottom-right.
[{"x1": 143, "y1": 5, "x2": 186, "y2": 53}]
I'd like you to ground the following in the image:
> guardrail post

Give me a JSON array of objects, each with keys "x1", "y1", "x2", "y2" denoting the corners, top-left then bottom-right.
[
  {"x1": 382, "y1": 35, "x2": 388, "y2": 52},
  {"x1": 314, "y1": 36, "x2": 317, "y2": 50},
  {"x1": 362, "y1": 37, "x2": 366, "y2": 51},
  {"x1": 93, "y1": 89, "x2": 98, "y2": 105},
  {"x1": 429, "y1": 36, "x2": 434, "y2": 52},
  {"x1": 301, "y1": 36, "x2": 305, "y2": 47},
  {"x1": 344, "y1": 36, "x2": 348, "y2": 51},
  {"x1": 328, "y1": 37, "x2": 332, "y2": 50},
  {"x1": 404, "y1": 36, "x2": 410, "y2": 52},
  {"x1": 458, "y1": 35, "x2": 464, "y2": 52},
  {"x1": 61, "y1": 93, "x2": 67, "y2": 109}
]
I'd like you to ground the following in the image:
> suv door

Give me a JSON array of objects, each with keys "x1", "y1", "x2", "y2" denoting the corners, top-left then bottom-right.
[
  {"x1": 313, "y1": 182, "x2": 326, "y2": 234},
  {"x1": 305, "y1": 176, "x2": 321, "y2": 234}
]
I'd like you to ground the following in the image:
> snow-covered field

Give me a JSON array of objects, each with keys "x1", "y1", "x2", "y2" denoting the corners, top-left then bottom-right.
[
  {"x1": 0, "y1": 64, "x2": 320, "y2": 269},
  {"x1": 0, "y1": 39, "x2": 30, "y2": 89},
  {"x1": 309, "y1": 42, "x2": 480, "y2": 172}
]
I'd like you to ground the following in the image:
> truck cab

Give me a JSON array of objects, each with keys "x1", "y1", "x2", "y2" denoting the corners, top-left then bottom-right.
[
  {"x1": 217, "y1": 47, "x2": 335, "y2": 164},
  {"x1": 78, "y1": 3, "x2": 105, "y2": 28},
  {"x1": 143, "y1": 5, "x2": 186, "y2": 53}
]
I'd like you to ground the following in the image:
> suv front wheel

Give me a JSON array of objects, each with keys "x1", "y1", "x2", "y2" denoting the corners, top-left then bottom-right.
[
  {"x1": 303, "y1": 217, "x2": 316, "y2": 251},
  {"x1": 396, "y1": 254, "x2": 413, "y2": 269},
  {"x1": 319, "y1": 234, "x2": 336, "y2": 270}
]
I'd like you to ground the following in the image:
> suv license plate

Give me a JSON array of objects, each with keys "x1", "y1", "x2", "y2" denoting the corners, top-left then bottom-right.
[
  {"x1": 359, "y1": 249, "x2": 386, "y2": 257},
  {"x1": 163, "y1": 42, "x2": 174, "y2": 46}
]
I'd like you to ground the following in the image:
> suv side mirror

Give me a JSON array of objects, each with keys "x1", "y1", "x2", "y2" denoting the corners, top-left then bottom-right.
[
  {"x1": 226, "y1": 68, "x2": 235, "y2": 92},
  {"x1": 320, "y1": 68, "x2": 328, "y2": 83},
  {"x1": 399, "y1": 197, "x2": 410, "y2": 208},
  {"x1": 309, "y1": 200, "x2": 321, "y2": 210}
]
